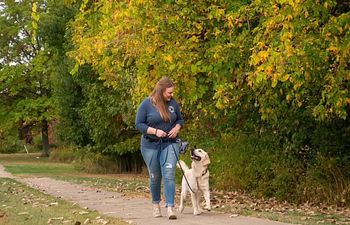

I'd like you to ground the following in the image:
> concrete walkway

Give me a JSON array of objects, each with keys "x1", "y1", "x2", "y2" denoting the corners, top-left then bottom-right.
[{"x1": 0, "y1": 164, "x2": 295, "y2": 225}]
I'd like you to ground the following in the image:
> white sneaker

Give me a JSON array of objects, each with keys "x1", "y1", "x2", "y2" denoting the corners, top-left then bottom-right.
[
  {"x1": 153, "y1": 206, "x2": 162, "y2": 218},
  {"x1": 167, "y1": 207, "x2": 177, "y2": 220}
]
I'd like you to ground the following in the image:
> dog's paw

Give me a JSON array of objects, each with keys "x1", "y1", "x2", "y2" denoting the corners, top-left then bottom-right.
[
  {"x1": 194, "y1": 207, "x2": 203, "y2": 215},
  {"x1": 204, "y1": 206, "x2": 211, "y2": 211},
  {"x1": 193, "y1": 210, "x2": 202, "y2": 215}
]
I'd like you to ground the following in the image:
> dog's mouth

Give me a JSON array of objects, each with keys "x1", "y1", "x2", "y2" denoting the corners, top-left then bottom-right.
[{"x1": 191, "y1": 149, "x2": 202, "y2": 161}]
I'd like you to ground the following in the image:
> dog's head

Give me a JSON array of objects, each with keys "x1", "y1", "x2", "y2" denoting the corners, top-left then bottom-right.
[{"x1": 190, "y1": 148, "x2": 210, "y2": 166}]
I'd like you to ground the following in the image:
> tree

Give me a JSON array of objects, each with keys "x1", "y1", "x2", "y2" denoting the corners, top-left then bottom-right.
[{"x1": 0, "y1": 0, "x2": 57, "y2": 156}]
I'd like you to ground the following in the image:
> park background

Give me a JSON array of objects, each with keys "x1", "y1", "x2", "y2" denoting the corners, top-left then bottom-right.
[{"x1": 0, "y1": 0, "x2": 349, "y2": 207}]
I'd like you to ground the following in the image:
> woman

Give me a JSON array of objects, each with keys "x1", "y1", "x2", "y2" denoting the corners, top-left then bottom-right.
[{"x1": 135, "y1": 77, "x2": 184, "y2": 219}]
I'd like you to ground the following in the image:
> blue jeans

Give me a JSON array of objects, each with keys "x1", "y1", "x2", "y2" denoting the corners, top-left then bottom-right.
[{"x1": 141, "y1": 142, "x2": 179, "y2": 207}]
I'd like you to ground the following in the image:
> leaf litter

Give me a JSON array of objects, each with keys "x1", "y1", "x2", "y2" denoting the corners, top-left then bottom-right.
[{"x1": 53, "y1": 175, "x2": 350, "y2": 225}]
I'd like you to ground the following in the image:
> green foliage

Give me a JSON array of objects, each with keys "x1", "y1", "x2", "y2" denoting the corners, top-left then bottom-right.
[
  {"x1": 0, "y1": 0, "x2": 63, "y2": 156},
  {"x1": 1, "y1": 0, "x2": 349, "y2": 205},
  {"x1": 301, "y1": 155, "x2": 350, "y2": 206},
  {"x1": 197, "y1": 132, "x2": 349, "y2": 205},
  {"x1": 64, "y1": 0, "x2": 350, "y2": 204},
  {"x1": 49, "y1": 145, "x2": 77, "y2": 163},
  {"x1": 103, "y1": 136, "x2": 140, "y2": 155},
  {"x1": 73, "y1": 147, "x2": 126, "y2": 173}
]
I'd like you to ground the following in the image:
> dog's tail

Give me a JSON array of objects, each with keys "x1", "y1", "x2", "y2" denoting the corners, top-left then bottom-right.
[{"x1": 177, "y1": 160, "x2": 189, "y2": 171}]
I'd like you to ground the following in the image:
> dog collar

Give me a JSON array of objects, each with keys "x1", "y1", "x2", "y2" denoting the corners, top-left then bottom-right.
[{"x1": 202, "y1": 169, "x2": 208, "y2": 176}]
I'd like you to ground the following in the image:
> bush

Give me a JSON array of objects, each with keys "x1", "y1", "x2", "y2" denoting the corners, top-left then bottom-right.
[
  {"x1": 182, "y1": 130, "x2": 350, "y2": 206},
  {"x1": 300, "y1": 155, "x2": 350, "y2": 206},
  {"x1": 73, "y1": 146, "x2": 143, "y2": 173},
  {"x1": 49, "y1": 145, "x2": 77, "y2": 163},
  {"x1": 0, "y1": 137, "x2": 25, "y2": 153}
]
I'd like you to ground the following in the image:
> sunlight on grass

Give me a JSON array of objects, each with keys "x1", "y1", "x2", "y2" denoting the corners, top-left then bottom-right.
[
  {"x1": 5, "y1": 164, "x2": 77, "y2": 175},
  {"x1": 0, "y1": 153, "x2": 79, "y2": 176}
]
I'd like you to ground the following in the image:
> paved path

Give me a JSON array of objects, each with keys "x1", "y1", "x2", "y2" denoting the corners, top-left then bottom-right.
[{"x1": 0, "y1": 164, "x2": 295, "y2": 225}]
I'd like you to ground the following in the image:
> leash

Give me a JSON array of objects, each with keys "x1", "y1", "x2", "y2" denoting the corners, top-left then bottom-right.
[
  {"x1": 156, "y1": 135, "x2": 195, "y2": 193},
  {"x1": 168, "y1": 139, "x2": 196, "y2": 194}
]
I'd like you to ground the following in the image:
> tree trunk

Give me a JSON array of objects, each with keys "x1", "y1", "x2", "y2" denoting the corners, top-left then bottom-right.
[{"x1": 41, "y1": 120, "x2": 50, "y2": 157}]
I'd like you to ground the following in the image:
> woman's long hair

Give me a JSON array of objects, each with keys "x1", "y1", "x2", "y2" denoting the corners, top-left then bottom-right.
[{"x1": 150, "y1": 77, "x2": 174, "y2": 122}]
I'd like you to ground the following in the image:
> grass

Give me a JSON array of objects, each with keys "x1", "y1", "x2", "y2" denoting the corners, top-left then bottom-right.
[
  {"x1": 0, "y1": 153, "x2": 149, "y2": 196},
  {"x1": 0, "y1": 153, "x2": 78, "y2": 175},
  {"x1": 0, "y1": 153, "x2": 349, "y2": 225},
  {"x1": 0, "y1": 178, "x2": 128, "y2": 225}
]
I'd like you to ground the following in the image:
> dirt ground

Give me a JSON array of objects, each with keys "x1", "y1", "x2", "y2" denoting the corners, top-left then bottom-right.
[{"x1": 0, "y1": 164, "x2": 294, "y2": 225}]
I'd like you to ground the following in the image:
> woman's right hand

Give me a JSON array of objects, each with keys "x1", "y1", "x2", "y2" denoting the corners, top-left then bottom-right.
[{"x1": 156, "y1": 129, "x2": 167, "y2": 138}]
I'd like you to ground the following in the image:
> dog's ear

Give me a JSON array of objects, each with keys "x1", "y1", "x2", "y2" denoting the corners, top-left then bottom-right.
[{"x1": 202, "y1": 153, "x2": 210, "y2": 166}]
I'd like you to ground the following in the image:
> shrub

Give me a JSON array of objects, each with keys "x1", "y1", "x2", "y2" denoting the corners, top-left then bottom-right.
[
  {"x1": 49, "y1": 145, "x2": 77, "y2": 163},
  {"x1": 300, "y1": 155, "x2": 350, "y2": 206}
]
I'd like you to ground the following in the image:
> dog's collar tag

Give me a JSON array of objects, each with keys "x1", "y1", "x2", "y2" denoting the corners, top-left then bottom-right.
[{"x1": 202, "y1": 169, "x2": 208, "y2": 176}]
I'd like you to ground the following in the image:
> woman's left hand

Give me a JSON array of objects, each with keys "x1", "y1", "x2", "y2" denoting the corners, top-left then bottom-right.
[{"x1": 168, "y1": 124, "x2": 181, "y2": 139}]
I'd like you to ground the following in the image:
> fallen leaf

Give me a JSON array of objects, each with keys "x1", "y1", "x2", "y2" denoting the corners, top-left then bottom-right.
[{"x1": 79, "y1": 211, "x2": 89, "y2": 215}]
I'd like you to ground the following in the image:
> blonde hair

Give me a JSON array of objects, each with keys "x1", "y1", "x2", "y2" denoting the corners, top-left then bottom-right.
[{"x1": 150, "y1": 77, "x2": 174, "y2": 122}]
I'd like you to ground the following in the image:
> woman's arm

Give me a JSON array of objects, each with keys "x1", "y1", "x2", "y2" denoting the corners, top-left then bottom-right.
[
  {"x1": 135, "y1": 99, "x2": 164, "y2": 136},
  {"x1": 168, "y1": 101, "x2": 184, "y2": 138}
]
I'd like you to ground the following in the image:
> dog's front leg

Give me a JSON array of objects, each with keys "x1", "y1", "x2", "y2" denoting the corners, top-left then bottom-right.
[
  {"x1": 196, "y1": 192, "x2": 203, "y2": 214},
  {"x1": 191, "y1": 192, "x2": 202, "y2": 215},
  {"x1": 203, "y1": 190, "x2": 211, "y2": 211},
  {"x1": 191, "y1": 192, "x2": 199, "y2": 215}
]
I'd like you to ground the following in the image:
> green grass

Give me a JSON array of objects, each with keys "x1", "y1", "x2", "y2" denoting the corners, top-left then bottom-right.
[
  {"x1": 0, "y1": 153, "x2": 80, "y2": 176},
  {"x1": 1, "y1": 153, "x2": 349, "y2": 225},
  {"x1": 5, "y1": 164, "x2": 77, "y2": 175},
  {"x1": 0, "y1": 178, "x2": 128, "y2": 225}
]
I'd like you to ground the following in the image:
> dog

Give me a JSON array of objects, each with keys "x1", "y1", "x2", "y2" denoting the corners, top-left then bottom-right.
[{"x1": 177, "y1": 148, "x2": 211, "y2": 215}]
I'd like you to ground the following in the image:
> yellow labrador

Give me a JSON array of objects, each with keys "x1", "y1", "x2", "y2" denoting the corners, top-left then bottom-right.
[{"x1": 177, "y1": 148, "x2": 211, "y2": 215}]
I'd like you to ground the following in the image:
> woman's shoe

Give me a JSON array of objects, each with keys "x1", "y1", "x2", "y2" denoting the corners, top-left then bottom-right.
[
  {"x1": 167, "y1": 207, "x2": 177, "y2": 220},
  {"x1": 153, "y1": 205, "x2": 162, "y2": 218}
]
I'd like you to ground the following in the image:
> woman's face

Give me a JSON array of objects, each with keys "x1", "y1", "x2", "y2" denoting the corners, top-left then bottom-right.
[{"x1": 163, "y1": 86, "x2": 174, "y2": 102}]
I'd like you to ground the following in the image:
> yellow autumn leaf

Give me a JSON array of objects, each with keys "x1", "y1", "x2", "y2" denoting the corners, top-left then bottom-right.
[
  {"x1": 249, "y1": 54, "x2": 260, "y2": 66},
  {"x1": 257, "y1": 42, "x2": 266, "y2": 50},
  {"x1": 336, "y1": 100, "x2": 343, "y2": 107},
  {"x1": 286, "y1": 45, "x2": 294, "y2": 56},
  {"x1": 328, "y1": 46, "x2": 338, "y2": 53},
  {"x1": 281, "y1": 32, "x2": 293, "y2": 41},
  {"x1": 286, "y1": 15, "x2": 293, "y2": 21},
  {"x1": 266, "y1": 65, "x2": 273, "y2": 75},
  {"x1": 227, "y1": 15, "x2": 234, "y2": 28},
  {"x1": 257, "y1": 50, "x2": 269, "y2": 62},
  {"x1": 280, "y1": 74, "x2": 290, "y2": 82},
  {"x1": 164, "y1": 55, "x2": 173, "y2": 63},
  {"x1": 146, "y1": 47, "x2": 154, "y2": 54},
  {"x1": 272, "y1": 78, "x2": 278, "y2": 88}
]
